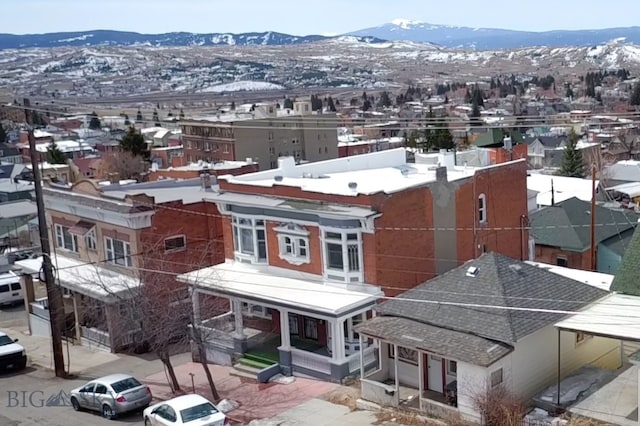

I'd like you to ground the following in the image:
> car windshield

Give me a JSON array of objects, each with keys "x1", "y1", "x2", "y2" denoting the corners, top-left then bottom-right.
[
  {"x1": 180, "y1": 402, "x2": 219, "y2": 423},
  {"x1": 0, "y1": 335, "x2": 14, "y2": 346},
  {"x1": 110, "y1": 377, "x2": 142, "y2": 393}
]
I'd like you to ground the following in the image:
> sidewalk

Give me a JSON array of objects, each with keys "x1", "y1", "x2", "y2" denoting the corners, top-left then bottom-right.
[
  {"x1": 144, "y1": 362, "x2": 338, "y2": 424},
  {"x1": 5, "y1": 326, "x2": 120, "y2": 375}
]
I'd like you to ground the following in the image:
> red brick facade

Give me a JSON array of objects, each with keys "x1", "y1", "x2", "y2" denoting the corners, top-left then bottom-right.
[{"x1": 535, "y1": 245, "x2": 591, "y2": 270}]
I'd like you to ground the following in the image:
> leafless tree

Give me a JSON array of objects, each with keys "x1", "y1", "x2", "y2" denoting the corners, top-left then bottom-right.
[{"x1": 94, "y1": 151, "x2": 148, "y2": 181}]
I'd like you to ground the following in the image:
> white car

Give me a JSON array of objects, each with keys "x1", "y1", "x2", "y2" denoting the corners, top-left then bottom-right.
[
  {"x1": 143, "y1": 394, "x2": 230, "y2": 426},
  {"x1": 0, "y1": 331, "x2": 27, "y2": 371}
]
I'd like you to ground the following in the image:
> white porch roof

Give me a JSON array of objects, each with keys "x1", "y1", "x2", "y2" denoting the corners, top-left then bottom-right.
[
  {"x1": 15, "y1": 254, "x2": 141, "y2": 303},
  {"x1": 178, "y1": 260, "x2": 380, "y2": 316},
  {"x1": 555, "y1": 293, "x2": 640, "y2": 342}
]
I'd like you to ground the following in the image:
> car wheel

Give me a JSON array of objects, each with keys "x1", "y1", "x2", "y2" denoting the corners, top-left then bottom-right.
[
  {"x1": 144, "y1": 418, "x2": 151, "y2": 426},
  {"x1": 102, "y1": 404, "x2": 115, "y2": 420},
  {"x1": 70, "y1": 397, "x2": 80, "y2": 411}
]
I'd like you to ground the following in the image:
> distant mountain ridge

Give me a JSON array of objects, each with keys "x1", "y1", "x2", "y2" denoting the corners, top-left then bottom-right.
[
  {"x1": 0, "y1": 30, "x2": 386, "y2": 49},
  {"x1": 348, "y1": 19, "x2": 640, "y2": 49}
]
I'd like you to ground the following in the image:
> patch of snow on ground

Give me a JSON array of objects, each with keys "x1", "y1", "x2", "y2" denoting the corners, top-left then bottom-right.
[
  {"x1": 216, "y1": 399, "x2": 239, "y2": 413},
  {"x1": 537, "y1": 365, "x2": 616, "y2": 406},
  {"x1": 198, "y1": 81, "x2": 284, "y2": 93},
  {"x1": 268, "y1": 374, "x2": 295, "y2": 384}
]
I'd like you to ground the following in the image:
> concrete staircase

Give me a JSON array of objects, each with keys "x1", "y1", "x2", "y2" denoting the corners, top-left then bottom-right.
[{"x1": 230, "y1": 353, "x2": 277, "y2": 381}]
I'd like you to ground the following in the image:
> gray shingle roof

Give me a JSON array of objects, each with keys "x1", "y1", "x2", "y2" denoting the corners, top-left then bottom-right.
[
  {"x1": 530, "y1": 197, "x2": 637, "y2": 251},
  {"x1": 376, "y1": 252, "x2": 608, "y2": 346},
  {"x1": 611, "y1": 225, "x2": 640, "y2": 296},
  {"x1": 355, "y1": 316, "x2": 512, "y2": 367}
]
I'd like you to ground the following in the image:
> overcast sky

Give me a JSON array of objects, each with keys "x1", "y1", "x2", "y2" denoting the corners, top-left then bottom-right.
[{"x1": 6, "y1": 0, "x2": 640, "y2": 35}]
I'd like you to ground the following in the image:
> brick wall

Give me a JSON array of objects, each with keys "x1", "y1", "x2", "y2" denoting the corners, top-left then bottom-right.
[{"x1": 535, "y1": 245, "x2": 591, "y2": 270}]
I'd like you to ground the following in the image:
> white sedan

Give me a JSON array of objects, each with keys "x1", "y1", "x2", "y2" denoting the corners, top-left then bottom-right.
[{"x1": 143, "y1": 394, "x2": 230, "y2": 426}]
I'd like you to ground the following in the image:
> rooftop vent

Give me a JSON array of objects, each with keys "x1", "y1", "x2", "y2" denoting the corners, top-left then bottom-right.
[
  {"x1": 400, "y1": 168, "x2": 410, "y2": 177},
  {"x1": 348, "y1": 182, "x2": 358, "y2": 190},
  {"x1": 466, "y1": 266, "x2": 479, "y2": 277},
  {"x1": 274, "y1": 175, "x2": 283, "y2": 182}
]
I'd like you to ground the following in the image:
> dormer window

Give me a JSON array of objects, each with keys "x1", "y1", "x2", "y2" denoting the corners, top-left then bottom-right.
[{"x1": 275, "y1": 223, "x2": 310, "y2": 265}]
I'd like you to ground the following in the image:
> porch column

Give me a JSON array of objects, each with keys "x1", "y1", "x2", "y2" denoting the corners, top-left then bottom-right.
[
  {"x1": 20, "y1": 274, "x2": 34, "y2": 335},
  {"x1": 104, "y1": 304, "x2": 117, "y2": 352},
  {"x1": 331, "y1": 319, "x2": 345, "y2": 362},
  {"x1": 394, "y1": 343, "x2": 399, "y2": 393},
  {"x1": 190, "y1": 288, "x2": 201, "y2": 325},
  {"x1": 231, "y1": 299, "x2": 244, "y2": 338},
  {"x1": 72, "y1": 292, "x2": 81, "y2": 343},
  {"x1": 359, "y1": 333, "x2": 364, "y2": 380},
  {"x1": 418, "y1": 351, "x2": 424, "y2": 411},
  {"x1": 279, "y1": 309, "x2": 290, "y2": 349}
]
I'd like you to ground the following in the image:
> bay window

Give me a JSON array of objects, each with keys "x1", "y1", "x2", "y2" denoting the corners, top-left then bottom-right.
[
  {"x1": 55, "y1": 224, "x2": 78, "y2": 252},
  {"x1": 105, "y1": 237, "x2": 132, "y2": 267},
  {"x1": 232, "y1": 216, "x2": 267, "y2": 263},
  {"x1": 322, "y1": 229, "x2": 363, "y2": 283}
]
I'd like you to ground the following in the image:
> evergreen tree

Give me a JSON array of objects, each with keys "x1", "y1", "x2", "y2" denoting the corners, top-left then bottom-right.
[
  {"x1": 630, "y1": 83, "x2": 640, "y2": 106},
  {"x1": 120, "y1": 127, "x2": 149, "y2": 160},
  {"x1": 230, "y1": 101, "x2": 236, "y2": 110},
  {"x1": 470, "y1": 101, "x2": 482, "y2": 126},
  {"x1": 46, "y1": 141, "x2": 67, "y2": 165},
  {"x1": 377, "y1": 91, "x2": 392, "y2": 108},
  {"x1": 560, "y1": 129, "x2": 585, "y2": 178},
  {"x1": 136, "y1": 109, "x2": 143, "y2": 121},
  {"x1": 362, "y1": 99, "x2": 372, "y2": 111},
  {"x1": 152, "y1": 110, "x2": 160, "y2": 126},
  {"x1": 88, "y1": 112, "x2": 101, "y2": 130},
  {"x1": 179, "y1": 109, "x2": 185, "y2": 119},
  {"x1": 0, "y1": 122, "x2": 6, "y2": 143},
  {"x1": 283, "y1": 97, "x2": 294, "y2": 109},
  {"x1": 124, "y1": 114, "x2": 131, "y2": 126},
  {"x1": 565, "y1": 85, "x2": 574, "y2": 99},
  {"x1": 327, "y1": 96, "x2": 336, "y2": 112},
  {"x1": 444, "y1": 95, "x2": 449, "y2": 104}
]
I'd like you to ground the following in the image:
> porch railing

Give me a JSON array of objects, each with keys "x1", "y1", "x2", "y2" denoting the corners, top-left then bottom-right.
[
  {"x1": 81, "y1": 326, "x2": 110, "y2": 347},
  {"x1": 291, "y1": 347, "x2": 331, "y2": 375},
  {"x1": 348, "y1": 345, "x2": 377, "y2": 373},
  {"x1": 30, "y1": 298, "x2": 50, "y2": 320}
]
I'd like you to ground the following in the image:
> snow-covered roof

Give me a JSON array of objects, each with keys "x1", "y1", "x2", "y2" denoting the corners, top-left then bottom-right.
[
  {"x1": 525, "y1": 261, "x2": 613, "y2": 291},
  {"x1": 161, "y1": 159, "x2": 255, "y2": 171},
  {"x1": 178, "y1": 260, "x2": 380, "y2": 316},
  {"x1": 605, "y1": 160, "x2": 640, "y2": 182},
  {"x1": 34, "y1": 140, "x2": 94, "y2": 153},
  {"x1": 15, "y1": 254, "x2": 141, "y2": 303},
  {"x1": 33, "y1": 129, "x2": 53, "y2": 138},
  {"x1": 527, "y1": 173, "x2": 596, "y2": 207},
  {"x1": 26, "y1": 162, "x2": 70, "y2": 170},
  {"x1": 222, "y1": 148, "x2": 496, "y2": 197},
  {"x1": 555, "y1": 293, "x2": 640, "y2": 342},
  {"x1": 605, "y1": 182, "x2": 640, "y2": 198}
]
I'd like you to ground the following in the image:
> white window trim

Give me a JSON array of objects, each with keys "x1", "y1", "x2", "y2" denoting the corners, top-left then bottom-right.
[
  {"x1": 275, "y1": 223, "x2": 310, "y2": 265},
  {"x1": 478, "y1": 193, "x2": 487, "y2": 224},
  {"x1": 164, "y1": 234, "x2": 187, "y2": 253},
  {"x1": 54, "y1": 224, "x2": 78, "y2": 253},
  {"x1": 241, "y1": 302, "x2": 272, "y2": 320},
  {"x1": 85, "y1": 228, "x2": 97, "y2": 251},
  {"x1": 231, "y1": 215, "x2": 268, "y2": 264},
  {"x1": 104, "y1": 237, "x2": 132, "y2": 267},
  {"x1": 321, "y1": 227, "x2": 363, "y2": 283}
]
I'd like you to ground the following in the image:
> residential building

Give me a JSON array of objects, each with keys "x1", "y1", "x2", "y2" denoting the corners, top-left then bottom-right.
[
  {"x1": 355, "y1": 252, "x2": 618, "y2": 422},
  {"x1": 148, "y1": 159, "x2": 258, "y2": 182},
  {"x1": 527, "y1": 173, "x2": 597, "y2": 209},
  {"x1": 529, "y1": 197, "x2": 637, "y2": 273},
  {"x1": 337, "y1": 135, "x2": 405, "y2": 157},
  {"x1": 0, "y1": 144, "x2": 23, "y2": 164},
  {"x1": 16, "y1": 177, "x2": 225, "y2": 352},
  {"x1": 19, "y1": 140, "x2": 97, "y2": 163},
  {"x1": 178, "y1": 148, "x2": 529, "y2": 381},
  {"x1": 180, "y1": 102, "x2": 339, "y2": 170}
]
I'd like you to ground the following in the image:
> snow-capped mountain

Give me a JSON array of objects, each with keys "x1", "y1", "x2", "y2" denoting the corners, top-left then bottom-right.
[
  {"x1": 349, "y1": 19, "x2": 640, "y2": 49},
  {"x1": 0, "y1": 30, "x2": 387, "y2": 49}
]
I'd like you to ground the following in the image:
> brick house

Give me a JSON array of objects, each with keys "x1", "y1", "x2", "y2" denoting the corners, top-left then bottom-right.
[
  {"x1": 148, "y1": 159, "x2": 259, "y2": 182},
  {"x1": 16, "y1": 177, "x2": 224, "y2": 353},
  {"x1": 180, "y1": 102, "x2": 339, "y2": 171},
  {"x1": 178, "y1": 148, "x2": 529, "y2": 381}
]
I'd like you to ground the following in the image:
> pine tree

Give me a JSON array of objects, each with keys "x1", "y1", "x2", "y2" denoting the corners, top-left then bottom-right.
[
  {"x1": 230, "y1": 101, "x2": 236, "y2": 110},
  {"x1": 362, "y1": 100, "x2": 372, "y2": 111},
  {"x1": 88, "y1": 112, "x2": 101, "y2": 130},
  {"x1": 152, "y1": 110, "x2": 160, "y2": 126},
  {"x1": 283, "y1": 97, "x2": 294, "y2": 109},
  {"x1": 560, "y1": 129, "x2": 585, "y2": 178},
  {"x1": 120, "y1": 127, "x2": 149, "y2": 160},
  {"x1": 0, "y1": 122, "x2": 6, "y2": 143},
  {"x1": 327, "y1": 96, "x2": 336, "y2": 112},
  {"x1": 470, "y1": 101, "x2": 482, "y2": 126},
  {"x1": 136, "y1": 109, "x2": 143, "y2": 121},
  {"x1": 46, "y1": 141, "x2": 67, "y2": 164},
  {"x1": 124, "y1": 114, "x2": 131, "y2": 126},
  {"x1": 630, "y1": 83, "x2": 640, "y2": 106}
]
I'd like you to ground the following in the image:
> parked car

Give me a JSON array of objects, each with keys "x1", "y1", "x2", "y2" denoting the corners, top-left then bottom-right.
[
  {"x1": 0, "y1": 271, "x2": 23, "y2": 306},
  {"x1": 69, "y1": 373, "x2": 152, "y2": 419},
  {"x1": 0, "y1": 331, "x2": 27, "y2": 371},
  {"x1": 143, "y1": 394, "x2": 230, "y2": 426}
]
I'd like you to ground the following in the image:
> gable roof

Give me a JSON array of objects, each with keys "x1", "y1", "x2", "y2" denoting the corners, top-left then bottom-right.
[
  {"x1": 524, "y1": 135, "x2": 567, "y2": 148},
  {"x1": 530, "y1": 197, "x2": 637, "y2": 251},
  {"x1": 611, "y1": 225, "x2": 640, "y2": 296},
  {"x1": 375, "y1": 252, "x2": 608, "y2": 346}
]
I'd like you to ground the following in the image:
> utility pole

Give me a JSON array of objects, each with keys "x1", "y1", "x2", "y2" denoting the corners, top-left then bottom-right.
[
  {"x1": 590, "y1": 163, "x2": 597, "y2": 272},
  {"x1": 25, "y1": 107, "x2": 67, "y2": 378}
]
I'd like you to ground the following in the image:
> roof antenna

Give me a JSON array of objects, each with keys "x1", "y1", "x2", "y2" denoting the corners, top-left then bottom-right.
[{"x1": 551, "y1": 179, "x2": 555, "y2": 206}]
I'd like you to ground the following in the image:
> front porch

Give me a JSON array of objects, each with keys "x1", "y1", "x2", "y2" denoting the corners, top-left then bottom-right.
[
  {"x1": 180, "y1": 261, "x2": 381, "y2": 381},
  {"x1": 16, "y1": 254, "x2": 143, "y2": 353}
]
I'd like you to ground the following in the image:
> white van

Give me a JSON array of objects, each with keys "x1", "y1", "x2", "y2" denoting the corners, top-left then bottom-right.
[{"x1": 0, "y1": 271, "x2": 23, "y2": 307}]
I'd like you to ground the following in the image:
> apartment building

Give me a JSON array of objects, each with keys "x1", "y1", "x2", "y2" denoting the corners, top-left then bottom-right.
[
  {"x1": 17, "y1": 177, "x2": 224, "y2": 353},
  {"x1": 179, "y1": 148, "x2": 529, "y2": 381},
  {"x1": 180, "y1": 101, "x2": 339, "y2": 170}
]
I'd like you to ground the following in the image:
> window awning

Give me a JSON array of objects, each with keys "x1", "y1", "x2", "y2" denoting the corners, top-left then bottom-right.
[{"x1": 68, "y1": 220, "x2": 95, "y2": 236}]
